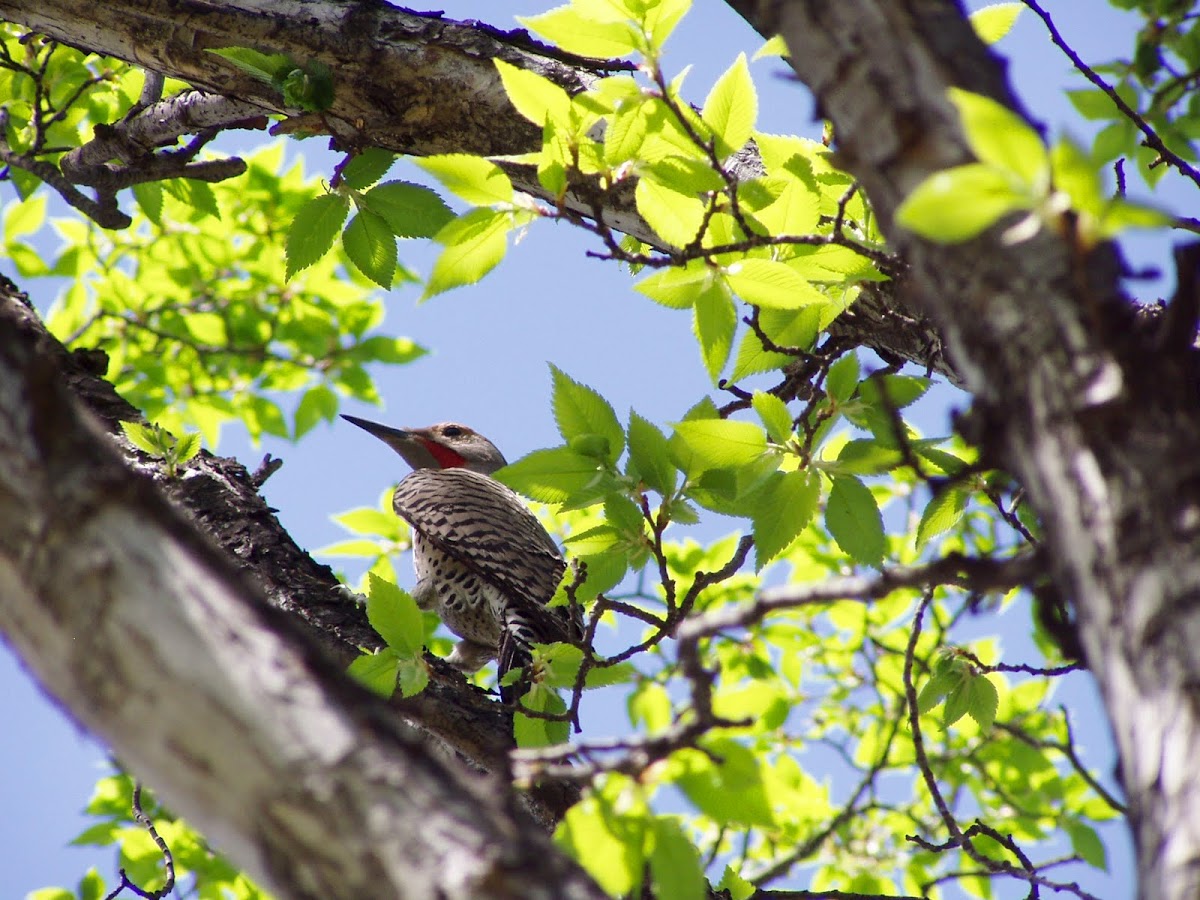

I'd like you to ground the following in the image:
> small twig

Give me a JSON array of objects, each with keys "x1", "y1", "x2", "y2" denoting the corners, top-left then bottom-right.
[{"x1": 250, "y1": 453, "x2": 284, "y2": 487}]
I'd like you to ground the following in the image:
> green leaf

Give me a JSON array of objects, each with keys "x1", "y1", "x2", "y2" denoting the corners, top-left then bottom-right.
[
  {"x1": 414, "y1": 154, "x2": 513, "y2": 205},
  {"x1": 650, "y1": 817, "x2": 706, "y2": 900},
  {"x1": 634, "y1": 263, "x2": 716, "y2": 309},
  {"x1": 672, "y1": 419, "x2": 768, "y2": 471},
  {"x1": 917, "y1": 670, "x2": 958, "y2": 714},
  {"x1": 702, "y1": 53, "x2": 756, "y2": 156},
  {"x1": 519, "y1": 7, "x2": 639, "y2": 58},
  {"x1": 948, "y1": 87, "x2": 1048, "y2": 186},
  {"x1": 3, "y1": 193, "x2": 46, "y2": 240},
  {"x1": 340, "y1": 147, "x2": 396, "y2": 189},
  {"x1": 348, "y1": 649, "x2": 401, "y2": 698},
  {"x1": 583, "y1": 661, "x2": 637, "y2": 689},
  {"x1": 916, "y1": 484, "x2": 969, "y2": 549},
  {"x1": 334, "y1": 507, "x2": 403, "y2": 537},
  {"x1": 281, "y1": 61, "x2": 334, "y2": 112},
  {"x1": 635, "y1": 177, "x2": 706, "y2": 249},
  {"x1": 627, "y1": 411, "x2": 676, "y2": 496},
  {"x1": 555, "y1": 789, "x2": 646, "y2": 898},
  {"x1": 751, "y1": 469, "x2": 820, "y2": 568},
  {"x1": 119, "y1": 420, "x2": 168, "y2": 457},
  {"x1": 496, "y1": 447, "x2": 610, "y2": 505},
  {"x1": 692, "y1": 282, "x2": 737, "y2": 382},
  {"x1": 366, "y1": 573, "x2": 424, "y2": 655},
  {"x1": 825, "y1": 353, "x2": 860, "y2": 404},
  {"x1": 514, "y1": 683, "x2": 570, "y2": 748},
  {"x1": 286, "y1": 193, "x2": 350, "y2": 280},
  {"x1": 966, "y1": 672, "x2": 999, "y2": 732},
  {"x1": 969, "y1": 3, "x2": 1022, "y2": 44},
  {"x1": 363, "y1": 181, "x2": 454, "y2": 238},
  {"x1": 397, "y1": 655, "x2": 430, "y2": 697},
  {"x1": 343, "y1": 209, "x2": 398, "y2": 288},
  {"x1": 825, "y1": 475, "x2": 885, "y2": 566},
  {"x1": 1065, "y1": 820, "x2": 1108, "y2": 871},
  {"x1": 423, "y1": 208, "x2": 510, "y2": 299},
  {"x1": 895, "y1": 163, "x2": 1027, "y2": 243},
  {"x1": 752, "y1": 34, "x2": 790, "y2": 62},
  {"x1": 751, "y1": 391, "x2": 792, "y2": 443},
  {"x1": 550, "y1": 365, "x2": 624, "y2": 464},
  {"x1": 724, "y1": 258, "x2": 828, "y2": 309},
  {"x1": 1067, "y1": 88, "x2": 1117, "y2": 121},
  {"x1": 718, "y1": 865, "x2": 756, "y2": 900},
  {"x1": 207, "y1": 47, "x2": 295, "y2": 84},
  {"x1": 173, "y1": 431, "x2": 201, "y2": 464},
  {"x1": 675, "y1": 739, "x2": 775, "y2": 827},
  {"x1": 295, "y1": 384, "x2": 339, "y2": 438},
  {"x1": 495, "y1": 58, "x2": 572, "y2": 126}
]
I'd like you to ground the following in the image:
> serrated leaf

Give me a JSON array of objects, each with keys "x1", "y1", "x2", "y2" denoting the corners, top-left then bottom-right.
[
  {"x1": 414, "y1": 154, "x2": 513, "y2": 205},
  {"x1": 751, "y1": 392, "x2": 792, "y2": 443},
  {"x1": 119, "y1": 420, "x2": 166, "y2": 457},
  {"x1": 286, "y1": 193, "x2": 350, "y2": 279},
  {"x1": 207, "y1": 47, "x2": 294, "y2": 84},
  {"x1": 397, "y1": 655, "x2": 430, "y2": 697},
  {"x1": 635, "y1": 177, "x2": 706, "y2": 249},
  {"x1": 825, "y1": 353, "x2": 860, "y2": 403},
  {"x1": 496, "y1": 447, "x2": 610, "y2": 505},
  {"x1": 555, "y1": 792, "x2": 646, "y2": 898},
  {"x1": 343, "y1": 208, "x2": 398, "y2": 288},
  {"x1": 825, "y1": 475, "x2": 885, "y2": 566},
  {"x1": 948, "y1": 88, "x2": 1048, "y2": 186},
  {"x1": 519, "y1": 7, "x2": 639, "y2": 58},
  {"x1": 550, "y1": 365, "x2": 624, "y2": 464},
  {"x1": 916, "y1": 484, "x2": 969, "y2": 549},
  {"x1": 583, "y1": 661, "x2": 637, "y2": 689},
  {"x1": 896, "y1": 163, "x2": 1027, "y2": 243},
  {"x1": 366, "y1": 573, "x2": 423, "y2": 655},
  {"x1": 943, "y1": 680, "x2": 972, "y2": 726},
  {"x1": 495, "y1": 58, "x2": 571, "y2": 126},
  {"x1": 675, "y1": 739, "x2": 775, "y2": 827},
  {"x1": 751, "y1": 469, "x2": 820, "y2": 568},
  {"x1": 724, "y1": 258, "x2": 828, "y2": 309},
  {"x1": 634, "y1": 262, "x2": 715, "y2": 309},
  {"x1": 650, "y1": 817, "x2": 706, "y2": 900},
  {"x1": 969, "y1": 3, "x2": 1022, "y2": 45},
  {"x1": 173, "y1": 431, "x2": 201, "y2": 464},
  {"x1": 340, "y1": 147, "x2": 396, "y2": 190},
  {"x1": 627, "y1": 411, "x2": 676, "y2": 496},
  {"x1": 347, "y1": 649, "x2": 401, "y2": 698},
  {"x1": 363, "y1": 180, "x2": 454, "y2": 238},
  {"x1": 334, "y1": 507, "x2": 402, "y2": 537},
  {"x1": 693, "y1": 282, "x2": 736, "y2": 382},
  {"x1": 295, "y1": 384, "x2": 338, "y2": 438},
  {"x1": 423, "y1": 208, "x2": 510, "y2": 299},
  {"x1": 916, "y1": 670, "x2": 957, "y2": 714},
  {"x1": 718, "y1": 865, "x2": 756, "y2": 900},
  {"x1": 966, "y1": 672, "x2": 999, "y2": 732},
  {"x1": 702, "y1": 53, "x2": 756, "y2": 157},
  {"x1": 672, "y1": 419, "x2": 768, "y2": 471}
]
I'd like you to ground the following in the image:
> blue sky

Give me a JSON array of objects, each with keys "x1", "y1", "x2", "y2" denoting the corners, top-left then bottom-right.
[{"x1": 1, "y1": 2, "x2": 1165, "y2": 896}]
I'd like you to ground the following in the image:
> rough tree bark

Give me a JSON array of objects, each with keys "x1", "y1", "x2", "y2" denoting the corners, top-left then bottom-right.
[{"x1": 1, "y1": 0, "x2": 1197, "y2": 898}]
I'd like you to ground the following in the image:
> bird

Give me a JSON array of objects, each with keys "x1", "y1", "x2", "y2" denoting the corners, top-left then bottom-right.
[{"x1": 341, "y1": 414, "x2": 582, "y2": 699}]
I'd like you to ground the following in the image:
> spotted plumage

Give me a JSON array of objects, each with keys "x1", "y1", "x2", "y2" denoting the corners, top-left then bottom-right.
[{"x1": 342, "y1": 415, "x2": 581, "y2": 696}]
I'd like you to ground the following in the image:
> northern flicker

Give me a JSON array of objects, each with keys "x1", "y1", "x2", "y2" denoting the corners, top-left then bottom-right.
[{"x1": 342, "y1": 415, "x2": 581, "y2": 697}]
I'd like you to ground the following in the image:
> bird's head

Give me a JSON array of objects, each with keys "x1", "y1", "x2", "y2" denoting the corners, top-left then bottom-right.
[{"x1": 341, "y1": 415, "x2": 507, "y2": 475}]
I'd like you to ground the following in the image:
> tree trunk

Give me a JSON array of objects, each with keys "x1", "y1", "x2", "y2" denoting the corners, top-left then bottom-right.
[{"x1": 726, "y1": 2, "x2": 1200, "y2": 897}]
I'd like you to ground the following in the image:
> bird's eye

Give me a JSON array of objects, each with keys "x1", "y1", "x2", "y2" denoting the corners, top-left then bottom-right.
[{"x1": 442, "y1": 425, "x2": 464, "y2": 437}]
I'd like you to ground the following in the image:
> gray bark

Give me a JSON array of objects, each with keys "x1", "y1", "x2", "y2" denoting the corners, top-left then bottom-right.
[
  {"x1": 0, "y1": 281, "x2": 603, "y2": 899},
  {"x1": 724, "y1": 2, "x2": 1200, "y2": 898}
]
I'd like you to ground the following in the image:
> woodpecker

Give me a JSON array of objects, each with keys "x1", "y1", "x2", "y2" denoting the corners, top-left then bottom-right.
[{"x1": 341, "y1": 415, "x2": 581, "y2": 697}]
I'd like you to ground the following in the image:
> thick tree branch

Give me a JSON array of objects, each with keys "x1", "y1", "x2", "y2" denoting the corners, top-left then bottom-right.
[{"x1": 0, "y1": 283, "x2": 600, "y2": 899}]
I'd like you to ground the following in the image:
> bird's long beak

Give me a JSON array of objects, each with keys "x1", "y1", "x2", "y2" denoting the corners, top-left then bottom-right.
[{"x1": 341, "y1": 414, "x2": 437, "y2": 469}]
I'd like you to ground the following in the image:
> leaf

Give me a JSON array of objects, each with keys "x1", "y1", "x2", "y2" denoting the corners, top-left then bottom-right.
[
  {"x1": 1065, "y1": 820, "x2": 1108, "y2": 871},
  {"x1": 496, "y1": 447, "x2": 610, "y2": 505},
  {"x1": 825, "y1": 475, "x2": 885, "y2": 566},
  {"x1": 295, "y1": 384, "x2": 339, "y2": 438},
  {"x1": 397, "y1": 655, "x2": 430, "y2": 698},
  {"x1": 635, "y1": 177, "x2": 706, "y2": 249},
  {"x1": 343, "y1": 209, "x2": 398, "y2": 288},
  {"x1": 649, "y1": 817, "x2": 706, "y2": 900},
  {"x1": 555, "y1": 790, "x2": 646, "y2": 898},
  {"x1": 627, "y1": 411, "x2": 676, "y2": 496},
  {"x1": 916, "y1": 670, "x2": 958, "y2": 714},
  {"x1": 825, "y1": 353, "x2": 860, "y2": 404},
  {"x1": 751, "y1": 391, "x2": 792, "y2": 443},
  {"x1": 895, "y1": 163, "x2": 1027, "y2": 243},
  {"x1": 969, "y1": 3, "x2": 1022, "y2": 45},
  {"x1": 347, "y1": 649, "x2": 401, "y2": 698},
  {"x1": 692, "y1": 282, "x2": 737, "y2": 382},
  {"x1": 366, "y1": 573, "x2": 424, "y2": 655},
  {"x1": 119, "y1": 420, "x2": 167, "y2": 457},
  {"x1": 916, "y1": 484, "x2": 969, "y2": 549},
  {"x1": 519, "y1": 7, "x2": 639, "y2": 59},
  {"x1": 414, "y1": 154, "x2": 513, "y2": 205},
  {"x1": 672, "y1": 419, "x2": 768, "y2": 471},
  {"x1": 966, "y1": 672, "x2": 999, "y2": 732},
  {"x1": 751, "y1": 469, "x2": 820, "y2": 568},
  {"x1": 550, "y1": 365, "x2": 624, "y2": 464},
  {"x1": 173, "y1": 431, "x2": 201, "y2": 464},
  {"x1": 206, "y1": 47, "x2": 294, "y2": 84},
  {"x1": 286, "y1": 193, "x2": 350, "y2": 279},
  {"x1": 752, "y1": 34, "x2": 790, "y2": 61},
  {"x1": 634, "y1": 262, "x2": 716, "y2": 309},
  {"x1": 948, "y1": 87, "x2": 1048, "y2": 186},
  {"x1": 423, "y1": 209, "x2": 510, "y2": 299},
  {"x1": 514, "y1": 683, "x2": 570, "y2": 748},
  {"x1": 628, "y1": 682, "x2": 673, "y2": 732},
  {"x1": 340, "y1": 147, "x2": 396, "y2": 190},
  {"x1": 724, "y1": 258, "x2": 828, "y2": 309},
  {"x1": 363, "y1": 180, "x2": 454, "y2": 238},
  {"x1": 494, "y1": 58, "x2": 571, "y2": 126},
  {"x1": 702, "y1": 53, "x2": 756, "y2": 156},
  {"x1": 718, "y1": 865, "x2": 756, "y2": 900},
  {"x1": 674, "y1": 740, "x2": 775, "y2": 827}
]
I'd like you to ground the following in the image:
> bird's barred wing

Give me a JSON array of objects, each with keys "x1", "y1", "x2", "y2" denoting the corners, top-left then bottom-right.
[{"x1": 393, "y1": 468, "x2": 569, "y2": 623}]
